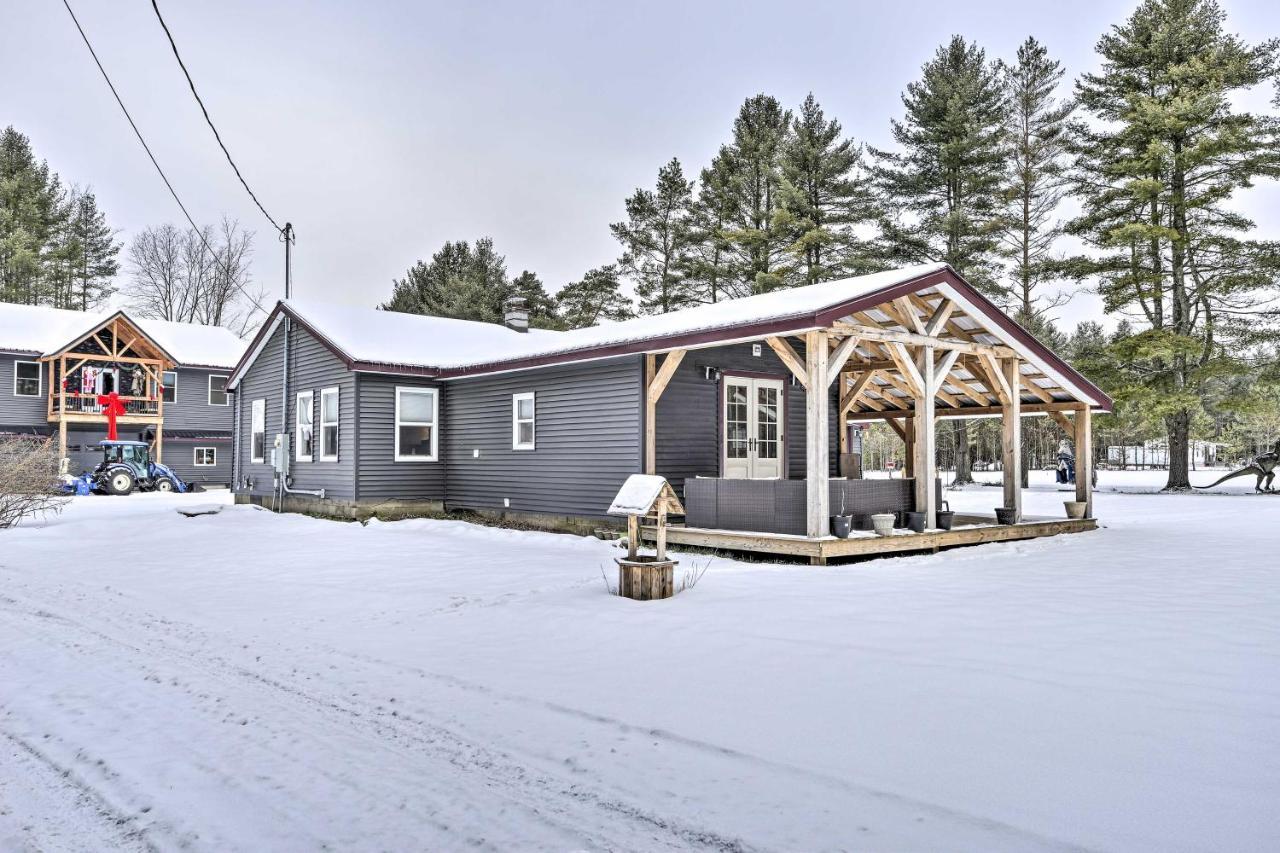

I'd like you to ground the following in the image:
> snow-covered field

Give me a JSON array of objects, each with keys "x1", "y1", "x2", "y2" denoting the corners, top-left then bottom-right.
[{"x1": 1, "y1": 471, "x2": 1276, "y2": 852}]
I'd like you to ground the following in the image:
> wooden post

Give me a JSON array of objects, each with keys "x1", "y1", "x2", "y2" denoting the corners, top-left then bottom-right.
[
  {"x1": 904, "y1": 417, "x2": 916, "y2": 478},
  {"x1": 58, "y1": 354, "x2": 67, "y2": 460},
  {"x1": 643, "y1": 350, "x2": 686, "y2": 475},
  {"x1": 1075, "y1": 406, "x2": 1093, "y2": 518},
  {"x1": 912, "y1": 345, "x2": 937, "y2": 527},
  {"x1": 1002, "y1": 357, "x2": 1022, "y2": 522},
  {"x1": 627, "y1": 514, "x2": 639, "y2": 559},
  {"x1": 805, "y1": 330, "x2": 830, "y2": 538},
  {"x1": 655, "y1": 506, "x2": 668, "y2": 561},
  {"x1": 155, "y1": 421, "x2": 164, "y2": 464}
]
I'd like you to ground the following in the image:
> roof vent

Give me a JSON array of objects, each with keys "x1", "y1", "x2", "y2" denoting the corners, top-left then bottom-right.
[{"x1": 503, "y1": 297, "x2": 529, "y2": 333}]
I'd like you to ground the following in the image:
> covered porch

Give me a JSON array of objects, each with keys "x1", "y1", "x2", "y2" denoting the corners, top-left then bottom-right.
[{"x1": 635, "y1": 265, "x2": 1105, "y2": 564}]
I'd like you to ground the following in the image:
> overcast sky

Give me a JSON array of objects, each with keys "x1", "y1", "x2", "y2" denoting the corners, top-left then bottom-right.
[{"x1": 4, "y1": 0, "x2": 1277, "y2": 330}]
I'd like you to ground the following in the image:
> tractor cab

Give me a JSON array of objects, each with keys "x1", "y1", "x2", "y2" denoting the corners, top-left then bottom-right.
[{"x1": 91, "y1": 439, "x2": 187, "y2": 496}]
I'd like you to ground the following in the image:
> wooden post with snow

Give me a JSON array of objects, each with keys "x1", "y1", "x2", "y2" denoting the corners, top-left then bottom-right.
[
  {"x1": 608, "y1": 474, "x2": 684, "y2": 600},
  {"x1": 805, "y1": 331, "x2": 830, "y2": 541},
  {"x1": 1001, "y1": 357, "x2": 1022, "y2": 523},
  {"x1": 1075, "y1": 407, "x2": 1093, "y2": 518}
]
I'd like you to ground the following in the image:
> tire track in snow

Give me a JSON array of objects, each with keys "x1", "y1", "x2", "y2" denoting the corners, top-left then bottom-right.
[
  {"x1": 0, "y1": 728, "x2": 159, "y2": 853},
  {"x1": 0, "y1": 587, "x2": 752, "y2": 852}
]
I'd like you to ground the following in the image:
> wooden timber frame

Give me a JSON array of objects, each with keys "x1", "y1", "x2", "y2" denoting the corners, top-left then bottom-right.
[
  {"x1": 640, "y1": 277, "x2": 1103, "y2": 563},
  {"x1": 39, "y1": 313, "x2": 176, "y2": 463}
]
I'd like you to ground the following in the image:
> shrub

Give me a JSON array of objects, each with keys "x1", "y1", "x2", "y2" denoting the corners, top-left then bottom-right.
[{"x1": 0, "y1": 436, "x2": 69, "y2": 529}]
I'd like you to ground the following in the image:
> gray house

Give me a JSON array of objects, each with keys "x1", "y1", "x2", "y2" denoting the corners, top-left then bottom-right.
[
  {"x1": 0, "y1": 303, "x2": 246, "y2": 486},
  {"x1": 226, "y1": 264, "x2": 1112, "y2": 561}
]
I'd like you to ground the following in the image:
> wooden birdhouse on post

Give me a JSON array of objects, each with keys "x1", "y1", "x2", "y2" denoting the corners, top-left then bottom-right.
[{"x1": 607, "y1": 474, "x2": 684, "y2": 600}]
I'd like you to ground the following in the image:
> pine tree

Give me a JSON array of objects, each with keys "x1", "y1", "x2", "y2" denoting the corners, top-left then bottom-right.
[
  {"x1": 872, "y1": 36, "x2": 1010, "y2": 296},
  {"x1": 556, "y1": 265, "x2": 635, "y2": 329},
  {"x1": 1069, "y1": 0, "x2": 1280, "y2": 490},
  {"x1": 509, "y1": 270, "x2": 557, "y2": 326},
  {"x1": 66, "y1": 188, "x2": 120, "y2": 310},
  {"x1": 611, "y1": 158, "x2": 698, "y2": 314},
  {"x1": 720, "y1": 95, "x2": 792, "y2": 293},
  {"x1": 872, "y1": 36, "x2": 1011, "y2": 484},
  {"x1": 382, "y1": 237, "x2": 511, "y2": 323},
  {"x1": 1001, "y1": 38, "x2": 1074, "y2": 321},
  {"x1": 776, "y1": 93, "x2": 881, "y2": 286},
  {"x1": 685, "y1": 149, "x2": 740, "y2": 302},
  {"x1": 1, "y1": 127, "x2": 64, "y2": 305}
]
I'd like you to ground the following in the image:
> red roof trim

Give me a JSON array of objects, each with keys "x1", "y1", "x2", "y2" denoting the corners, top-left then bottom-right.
[{"x1": 230, "y1": 267, "x2": 1112, "y2": 411}]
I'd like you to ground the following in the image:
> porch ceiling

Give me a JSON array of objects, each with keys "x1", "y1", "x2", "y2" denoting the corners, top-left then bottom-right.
[{"x1": 813, "y1": 285, "x2": 1090, "y2": 420}]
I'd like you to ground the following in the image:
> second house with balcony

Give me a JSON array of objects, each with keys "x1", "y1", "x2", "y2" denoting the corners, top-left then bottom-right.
[{"x1": 0, "y1": 303, "x2": 247, "y2": 487}]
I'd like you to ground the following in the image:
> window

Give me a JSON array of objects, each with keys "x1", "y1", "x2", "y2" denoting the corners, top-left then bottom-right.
[
  {"x1": 251, "y1": 399, "x2": 266, "y2": 463},
  {"x1": 194, "y1": 446, "x2": 217, "y2": 467},
  {"x1": 208, "y1": 374, "x2": 229, "y2": 406},
  {"x1": 512, "y1": 392, "x2": 535, "y2": 450},
  {"x1": 14, "y1": 361, "x2": 41, "y2": 397},
  {"x1": 319, "y1": 387, "x2": 339, "y2": 461},
  {"x1": 295, "y1": 391, "x2": 314, "y2": 461},
  {"x1": 395, "y1": 387, "x2": 437, "y2": 461},
  {"x1": 161, "y1": 370, "x2": 177, "y2": 404}
]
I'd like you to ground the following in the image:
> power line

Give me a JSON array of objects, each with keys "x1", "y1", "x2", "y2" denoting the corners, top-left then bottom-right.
[
  {"x1": 149, "y1": 0, "x2": 286, "y2": 239},
  {"x1": 60, "y1": 0, "x2": 269, "y2": 317}
]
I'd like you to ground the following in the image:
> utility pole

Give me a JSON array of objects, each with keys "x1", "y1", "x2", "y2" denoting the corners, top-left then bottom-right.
[{"x1": 283, "y1": 221, "x2": 295, "y2": 299}]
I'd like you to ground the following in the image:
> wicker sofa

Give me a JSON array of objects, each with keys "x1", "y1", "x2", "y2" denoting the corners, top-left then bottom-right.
[{"x1": 683, "y1": 477, "x2": 939, "y2": 535}]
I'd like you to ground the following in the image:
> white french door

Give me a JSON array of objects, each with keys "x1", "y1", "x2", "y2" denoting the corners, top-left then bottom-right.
[{"x1": 723, "y1": 376, "x2": 784, "y2": 479}]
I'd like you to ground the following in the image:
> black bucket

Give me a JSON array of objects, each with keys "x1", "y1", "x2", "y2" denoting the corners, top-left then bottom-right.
[
  {"x1": 830, "y1": 515, "x2": 852, "y2": 539},
  {"x1": 994, "y1": 507, "x2": 1018, "y2": 525},
  {"x1": 936, "y1": 510, "x2": 955, "y2": 531},
  {"x1": 893, "y1": 510, "x2": 909, "y2": 529},
  {"x1": 905, "y1": 511, "x2": 927, "y2": 533}
]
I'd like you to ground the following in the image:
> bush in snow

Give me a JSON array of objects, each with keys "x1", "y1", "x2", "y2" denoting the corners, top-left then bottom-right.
[{"x1": 0, "y1": 436, "x2": 68, "y2": 529}]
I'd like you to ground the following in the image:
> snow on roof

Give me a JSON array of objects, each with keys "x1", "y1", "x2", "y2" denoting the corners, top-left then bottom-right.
[
  {"x1": 0, "y1": 303, "x2": 246, "y2": 369},
  {"x1": 607, "y1": 474, "x2": 677, "y2": 516},
  {"x1": 281, "y1": 263, "x2": 949, "y2": 372}
]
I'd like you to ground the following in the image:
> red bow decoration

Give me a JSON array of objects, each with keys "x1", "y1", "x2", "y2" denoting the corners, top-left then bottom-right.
[{"x1": 96, "y1": 392, "x2": 126, "y2": 440}]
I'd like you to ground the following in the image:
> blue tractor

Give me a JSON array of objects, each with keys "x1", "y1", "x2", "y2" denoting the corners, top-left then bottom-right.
[{"x1": 80, "y1": 440, "x2": 189, "y2": 495}]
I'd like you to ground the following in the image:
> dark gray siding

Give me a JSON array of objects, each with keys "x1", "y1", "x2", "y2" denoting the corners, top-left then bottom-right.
[
  {"x1": 356, "y1": 374, "x2": 446, "y2": 500},
  {"x1": 164, "y1": 367, "x2": 234, "y2": 432},
  {"x1": 164, "y1": 438, "x2": 232, "y2": 487},
  {"x1": 655, "y1": 340, "x2": 839, "y2": 496},
  {"x1": 0, "y1": 353, "x2": 49, "y2": 425},
  {"x1": 234, "y1": 321, "x2": 356, "y2": 500},
  {"x1": 444, "y1": 356, "x2": 643, "y2": 519}
]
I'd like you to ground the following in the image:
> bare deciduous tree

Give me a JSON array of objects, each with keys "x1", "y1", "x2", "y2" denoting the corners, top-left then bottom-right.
[
  {"x1": 125, "y1": 218, "x2": 265, "y2": 336},
  {"x1": 0, "y1": 437, "x2": 68, "y2": 529}
]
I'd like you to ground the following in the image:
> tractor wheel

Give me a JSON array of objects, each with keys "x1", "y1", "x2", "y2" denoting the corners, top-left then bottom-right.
[
  {"x1": 154, "y1": 477, "x2": 176, "y2": 493},
  {"x1": 105, "y1": 469, "x2": 135, "y2": 496}
]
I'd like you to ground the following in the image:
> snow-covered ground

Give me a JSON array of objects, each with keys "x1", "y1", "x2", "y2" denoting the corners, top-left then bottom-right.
[{"x1": 1, "y1": 471, "x2": 1276, "y2": 852}]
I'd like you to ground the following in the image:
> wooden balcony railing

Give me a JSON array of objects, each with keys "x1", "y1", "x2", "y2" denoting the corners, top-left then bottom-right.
[{"x1": 50, "y1": 392, "x2": 160, "y2": 418}]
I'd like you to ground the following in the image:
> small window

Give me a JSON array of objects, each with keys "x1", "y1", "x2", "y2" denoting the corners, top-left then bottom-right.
[
  {"x1": 512, "y1": 392, "x2": 535, "y2": 450},
  {"x1": 395, "y1": 387, "x2": 438, "y2": 461},
  {"x1": 208, "y1": 374, "x2": 229, "y2": 406},
  {"x1": 194, "y1": 446, "x2": 217, "y2": 467},
  {"x1": 295, "y1": 391, "x2": 314, "y2": 461},
  {"x1": 161, "y1": 370, "x2": 177, "y2": 404},
  {"x1": 319, "y1": 387, "x2": 339, "y2": 461},
  {"x1": 14, "y1": 361, "x2": 41, "y2": 397},
  {"x1": 251, "y1": 399, "x2": 266, "y2": 463}
]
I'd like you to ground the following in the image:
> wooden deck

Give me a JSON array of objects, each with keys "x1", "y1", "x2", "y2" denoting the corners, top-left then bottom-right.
[{"x1": 640, "y1": 515, "x2": 1098, "y2": 564}]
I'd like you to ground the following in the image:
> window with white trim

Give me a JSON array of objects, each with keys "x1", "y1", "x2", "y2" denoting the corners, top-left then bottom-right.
[
  {"x1": 14, "y1": 361, "x2": 41, "y2": 397},
  {"x1": 161, "y1": 370, "x2": 177, "y2": 404},
  {"x1": 251, "y1": 399, "x2": 266, "y2": 463},
  {"x1": 295, "y1": 390, "x2": 314, "y2": 461},
  {"x1": 512, "y1": 392, "x2": 535, "y2": 450},
  {"x1": 208, "y1": 374, "x2": 229, "y2": 406},
  {"x1": 194, "y1": 446, "x2": 217, "y2": 467},
  {"x1": 319, "y1": 387, "x2": 339, "y2": 461},
  {"x1": 394, "y1": 387, "x2": 437, "y2": 461}
]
